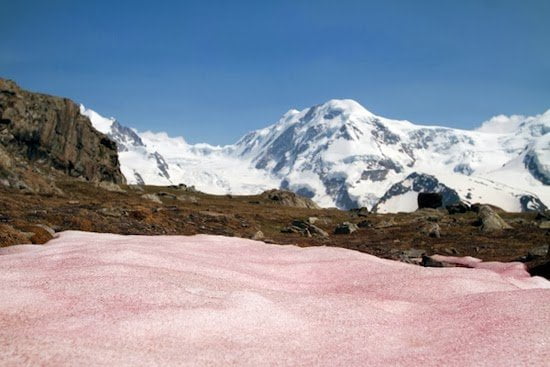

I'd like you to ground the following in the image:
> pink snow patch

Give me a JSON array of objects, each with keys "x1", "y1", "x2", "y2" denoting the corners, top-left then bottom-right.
[{"x1": 0, "y1": 231, "x2": 549, "y2": 366}]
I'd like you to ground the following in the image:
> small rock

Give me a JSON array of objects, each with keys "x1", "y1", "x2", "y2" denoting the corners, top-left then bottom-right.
[
  {"x1": 442, "y1": 247, "x2": 459, "y2": 255},
  {"x1": 334, "y1": 222, "x2": 358, "y2": 235},
  {"x1": 446, "y1": 202, "x2": 470, "y2": 215},
  {"x1": 421, "y1": 223, "x2": 441, "y2": 238},
  {"x1": 307, "y1": 217, "x2": 319, "y2": 225},
  {"x1": 251, "y1": 231, "x2": 264, "y2": 241},
  {"x1": 350, "y1": 207, "x2": 369, "y2": 217},
  {"x1": 308, "y1": 224, "x2": 329, "y2": 238},
  {"x1": 528, "y1": 245, "x2": 550, "y2": 258},
  {"x1": 97, "y1": 181, "x2": 126, "y2": 193},
  {"x1": 157, "y1": 191, "x2": 177, "y2": 200},
  {"x1": 141, "y1": 193, "x2": 162, "y2": 204},
  {"x1": 399, "y1": 248, "x2": 426, "y2": 263},
  {"x1": 357, "y1": 220, "x2": 371, "y2": 228},
  {"x1": 99, "y1": 207, "x2": 124, "y2": 218},
  {"x1": 283, "y1": 220, "x2": 328, "y2": 237},
  {"x1": 539, "y1": 221, "x2": 550, "y2": 229},
  {"x1": 177, "y1": 195, "x2": 199, "y2": 204},
  {"x1": 281, "y1": 226, "x2": 302, "y2": 234}
]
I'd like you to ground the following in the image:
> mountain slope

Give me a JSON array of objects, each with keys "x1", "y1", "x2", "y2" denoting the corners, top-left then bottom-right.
[{"x1": 81, "y1": 100, "x2": 549, "y2": 212}]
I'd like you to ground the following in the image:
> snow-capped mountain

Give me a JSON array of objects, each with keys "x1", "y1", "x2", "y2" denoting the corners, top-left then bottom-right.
[
  {"x1": 80, "y1": 100, "x2": 549, "y2": 212},
  {"x1": 80, "y1": 106, "x2": 279, "y2": 194}
]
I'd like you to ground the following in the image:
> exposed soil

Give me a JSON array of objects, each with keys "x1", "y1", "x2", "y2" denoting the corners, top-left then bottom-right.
[{"x1": 1, "y1": 178, "x2": 548, "y2": 275}]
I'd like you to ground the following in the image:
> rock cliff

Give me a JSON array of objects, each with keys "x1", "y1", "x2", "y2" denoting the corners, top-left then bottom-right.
[{"x1": 0, "y1": 78, "x2": 125, "y2": 188}]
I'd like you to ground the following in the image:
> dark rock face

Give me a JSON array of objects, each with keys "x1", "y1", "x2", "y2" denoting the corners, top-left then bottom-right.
[
  {"x1": 0, "y1": 78, "x2": 125, "y2": 184},
  {"x1": 519, "y1": 195, "x2": 548, "y2": 212},
  {"x1": 523, "y1": 152, "x2": 549, "y2": 185},
  {"x1": 372, "y1": 172, "x2": 460, "y2": 212},
  {"x1": 418, "y1": 193, "x2": 443, "y2": 209}
]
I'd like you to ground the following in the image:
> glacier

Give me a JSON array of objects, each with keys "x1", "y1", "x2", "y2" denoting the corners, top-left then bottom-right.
[{"x1": 80, "y1": 100, "x2": 549, "y2": 212}]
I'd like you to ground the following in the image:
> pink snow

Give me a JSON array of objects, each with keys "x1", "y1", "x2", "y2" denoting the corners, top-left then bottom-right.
[{"x1": 0, "y1": 231, "x2": 549, "y2": 366}]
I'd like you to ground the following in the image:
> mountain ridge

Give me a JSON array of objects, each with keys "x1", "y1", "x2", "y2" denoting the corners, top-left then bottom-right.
[{"x1": 81, "y1": 99, "x2": 549, "y2": 212}]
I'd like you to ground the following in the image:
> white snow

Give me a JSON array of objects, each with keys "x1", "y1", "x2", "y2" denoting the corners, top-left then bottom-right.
[{"x1": 80, "y1": 104, "x2": 115, "y2": 134}]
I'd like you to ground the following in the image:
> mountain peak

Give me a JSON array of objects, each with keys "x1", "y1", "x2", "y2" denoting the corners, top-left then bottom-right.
[{"x1": 316, "y1": 99, "x2": 375, "y2": 118}]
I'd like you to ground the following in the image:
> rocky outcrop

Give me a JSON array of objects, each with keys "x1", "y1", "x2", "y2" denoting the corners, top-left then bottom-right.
[
  {"x1": 0, "y1": 78, "x2": 125, "y2": 186},
  {"x1": 478, "y1": 205, "x2": 512, "y2": 232},
  {"x1": 261, "y1": 189, "x2": 320, "y2": 209}
]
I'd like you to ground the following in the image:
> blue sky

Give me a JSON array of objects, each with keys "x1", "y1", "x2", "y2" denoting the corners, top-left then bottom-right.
[{"x1": 2, "y1": 0, "x2": 549, "y2": 144}]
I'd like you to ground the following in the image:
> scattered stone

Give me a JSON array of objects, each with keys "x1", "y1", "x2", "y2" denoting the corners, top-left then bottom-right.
[
  {"x1": 280, "y1": 226, "x2": 303, "y2": 234},
  {"x1": 442, "y1": 247, "x2": 459, "y2": 255},
  {"x1": 308, "y1": 224, "x2": 329, "y2": 238},
  {"x1": 417, "y1": 193, "x2": 443, "y2": 209},
  {"x1": 141, "y1": 193, "x2": 162, "y2": 204},
  {"x1": 398, "y1": 248, "x2": 425, "y2": 263},
  {"x1": 421, "y1": 222, "x2": 441, "y2": 238},
  {"x1": 281, "y1": 220, "x2": 328, "y2": 238},
  {"x1": 97, "y1": 181, "x2": 126, "y2": 193},
  {"x1": 177, "y1": 195, "x2": 199, "y2": 204},
  {"x1": 478, "y1": 205, "x2": 512, "y2": 232},
  {"x1": 307, "y1": 217, "x2": 318, "y2": 225},
  {"x1": 446, "y1": 201, "x2": 470, "y2": 215},
  {"x1": 251, "y1": 231, "x2": 264, "y2": 241},
  {"x1": 334, "y1": 222, "x2": 358, "y2": 235},
  {"x1": 539, "y1": 221, "x2": 550, "y2": 229},
  {"x1": 68, "y1": 200, "x2": 80, "y2": 205},
  {"x1": 156, "y1": 191, "x2": 177, "y2": 200},
  {"x1": 177, "y1": 183, "x2": 197, "y2": 192},
  {"x1": 357, "y1": 220, "x2": 371, "y2": 228}
]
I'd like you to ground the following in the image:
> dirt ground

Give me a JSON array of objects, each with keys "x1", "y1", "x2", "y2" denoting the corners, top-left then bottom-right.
[{"x1": 1, "y1": 179, "x2": 548, "y2": 276}]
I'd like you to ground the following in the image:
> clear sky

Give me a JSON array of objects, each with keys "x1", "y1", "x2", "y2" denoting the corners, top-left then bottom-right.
[{"x1": 2, "y1": 0, "x2": 549, "y2": 144}]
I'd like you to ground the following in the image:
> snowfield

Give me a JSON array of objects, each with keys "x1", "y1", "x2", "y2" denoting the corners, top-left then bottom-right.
[{"x1": 1, "y1": 232, "x2": 549, "y2": 366}]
